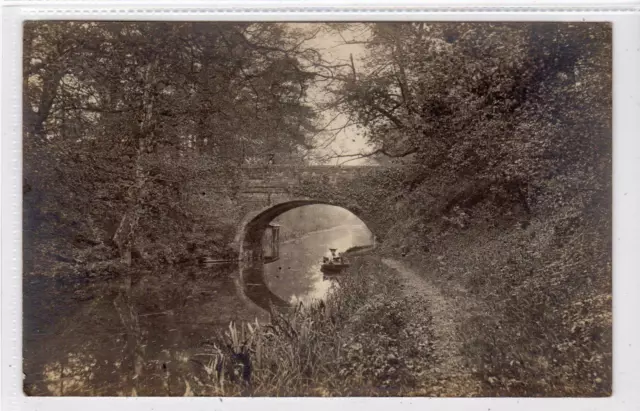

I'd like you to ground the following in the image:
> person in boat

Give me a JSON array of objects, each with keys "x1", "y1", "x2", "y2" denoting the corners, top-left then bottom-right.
[{"x1": 323, "y1": 249, "x2": 336, "y2": 265}]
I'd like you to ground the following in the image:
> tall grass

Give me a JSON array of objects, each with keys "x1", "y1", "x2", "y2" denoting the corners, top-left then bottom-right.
[
  {"x1": 189, "y1": 257, "x2": 428, "y2": 396},
  {"x1": 196, "y1": 279, "x2": 355, "y2": 395}
]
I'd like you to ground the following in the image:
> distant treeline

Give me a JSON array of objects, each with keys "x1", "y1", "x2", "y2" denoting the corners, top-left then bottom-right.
[{"x1": 272, "y1": 205, "x2": 367, "y2": 242}]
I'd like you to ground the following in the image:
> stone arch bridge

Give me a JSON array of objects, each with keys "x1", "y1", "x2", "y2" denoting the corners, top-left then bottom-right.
[{"x1": 187, "y1": 164, "x2": 383, "y2": 309}]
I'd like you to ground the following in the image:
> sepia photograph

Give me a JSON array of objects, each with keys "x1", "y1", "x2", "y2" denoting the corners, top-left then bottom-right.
[{"x1": 22, "y1": 21, "x2": 612, "y2": 397}]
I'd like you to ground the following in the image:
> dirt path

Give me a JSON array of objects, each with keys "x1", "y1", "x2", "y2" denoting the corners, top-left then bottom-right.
[{"x1": 381, "y1": 258, "x2": 481, "y2": 396}]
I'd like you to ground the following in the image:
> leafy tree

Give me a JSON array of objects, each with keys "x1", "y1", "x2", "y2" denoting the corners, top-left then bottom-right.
[
  {"x1": 23, "y1": 21, "x2": 325, "y2": 395},
  {"x1": 329, "y1": 22, "x2": 610, "y2": 221},
  {"x1": 325, "y1": 22, "x2": 612, "y2": 395}
]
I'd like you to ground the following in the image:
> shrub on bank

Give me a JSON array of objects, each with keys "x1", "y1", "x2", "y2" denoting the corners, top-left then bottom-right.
[
  {"x1": 392, "y1": 191, "x2": 611, "y2": 397},
  {"x1": 186, "y1": 257, "x2": 434, "y2": 396}
]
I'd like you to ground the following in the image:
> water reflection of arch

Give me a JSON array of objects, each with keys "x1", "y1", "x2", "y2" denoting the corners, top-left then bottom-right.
[{"x1": 234, "y1": 199, "x2": 374, "y2": 311}]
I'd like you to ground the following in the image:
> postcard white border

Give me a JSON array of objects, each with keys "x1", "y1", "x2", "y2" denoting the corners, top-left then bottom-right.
[{"x1": 2, "y1": 2, "x2": 639, "y2": 411}]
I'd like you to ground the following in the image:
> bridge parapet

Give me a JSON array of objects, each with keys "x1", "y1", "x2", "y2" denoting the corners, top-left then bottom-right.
[
  {"x1": 183, "y1": 163, "x2": 391, "y2": 238},
  {"x1": 238, "y1": 164, "x2": 383, "y2": 191},
  {"x1": 240, "y1": 164, "x2": 379, "y2": 176}
]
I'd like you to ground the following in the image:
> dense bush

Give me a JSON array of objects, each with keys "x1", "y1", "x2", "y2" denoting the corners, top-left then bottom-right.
[{"x1": 313, "y1": 22, "x2": 613, "y2": 396}]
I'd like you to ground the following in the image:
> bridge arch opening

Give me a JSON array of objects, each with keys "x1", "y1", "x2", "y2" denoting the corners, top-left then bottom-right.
[{"x1": 235, "y1": 200, "x2": 375, "y2": 310}]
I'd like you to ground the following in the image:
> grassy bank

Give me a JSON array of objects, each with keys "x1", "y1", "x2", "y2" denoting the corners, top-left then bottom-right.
[
  {"x1": 383, "y1": 206, "x2": 611, "y2": 397},
  {"x1": 181, "y1": 256, "x2": 436, "y2": 396}
]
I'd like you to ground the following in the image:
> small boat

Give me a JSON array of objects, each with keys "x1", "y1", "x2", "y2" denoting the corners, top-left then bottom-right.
[{"x1": 320, "y1": 248, "x2": 350, "y2": 274}]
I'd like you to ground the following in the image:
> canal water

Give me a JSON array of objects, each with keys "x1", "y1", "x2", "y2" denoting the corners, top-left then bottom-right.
[
  {"x1": 23, "y1": 263, "x2": 265, "y2": 396},
  {"x1": 23, "y1": 223, "x2": 372, "y2": 395},
  {"x1": 264, "y1": 225, "x2": 373, "y2": 304}
]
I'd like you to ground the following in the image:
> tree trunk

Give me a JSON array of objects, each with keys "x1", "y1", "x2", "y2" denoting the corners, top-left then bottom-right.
[{"x1": 111, "y1": 60, "x2": 158, "y2": 395}]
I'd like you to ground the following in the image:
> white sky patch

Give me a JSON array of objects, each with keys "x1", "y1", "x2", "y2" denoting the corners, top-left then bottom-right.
[{"x1": 289, "y1": 23, "x2": 375, "y2": 165}]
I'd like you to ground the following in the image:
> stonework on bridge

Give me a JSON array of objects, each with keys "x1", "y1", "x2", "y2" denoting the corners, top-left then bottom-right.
[
  {"x1": 228, "y1": 165, "x2": 380, "y2": 252},
  {"x1": 237, "y1": 164, "x2": 380, "y2": 194},
  {"x1": 182, "y1": 164, "x2": 383, "y2": 258},
  {"x1": 187, "y1": 164, "x2": 379, "y2": 206},
  {"x1": 188, "y1": 164, "x2": 382, "y2": 238},
  {"x1": 186, "y1": 164, "x2": 383, "y2": 310}
]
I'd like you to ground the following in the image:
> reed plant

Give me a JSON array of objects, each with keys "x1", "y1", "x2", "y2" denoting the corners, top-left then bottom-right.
[{"x1": 194, "y1": 257, "x2": 421, "y2": 396}]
